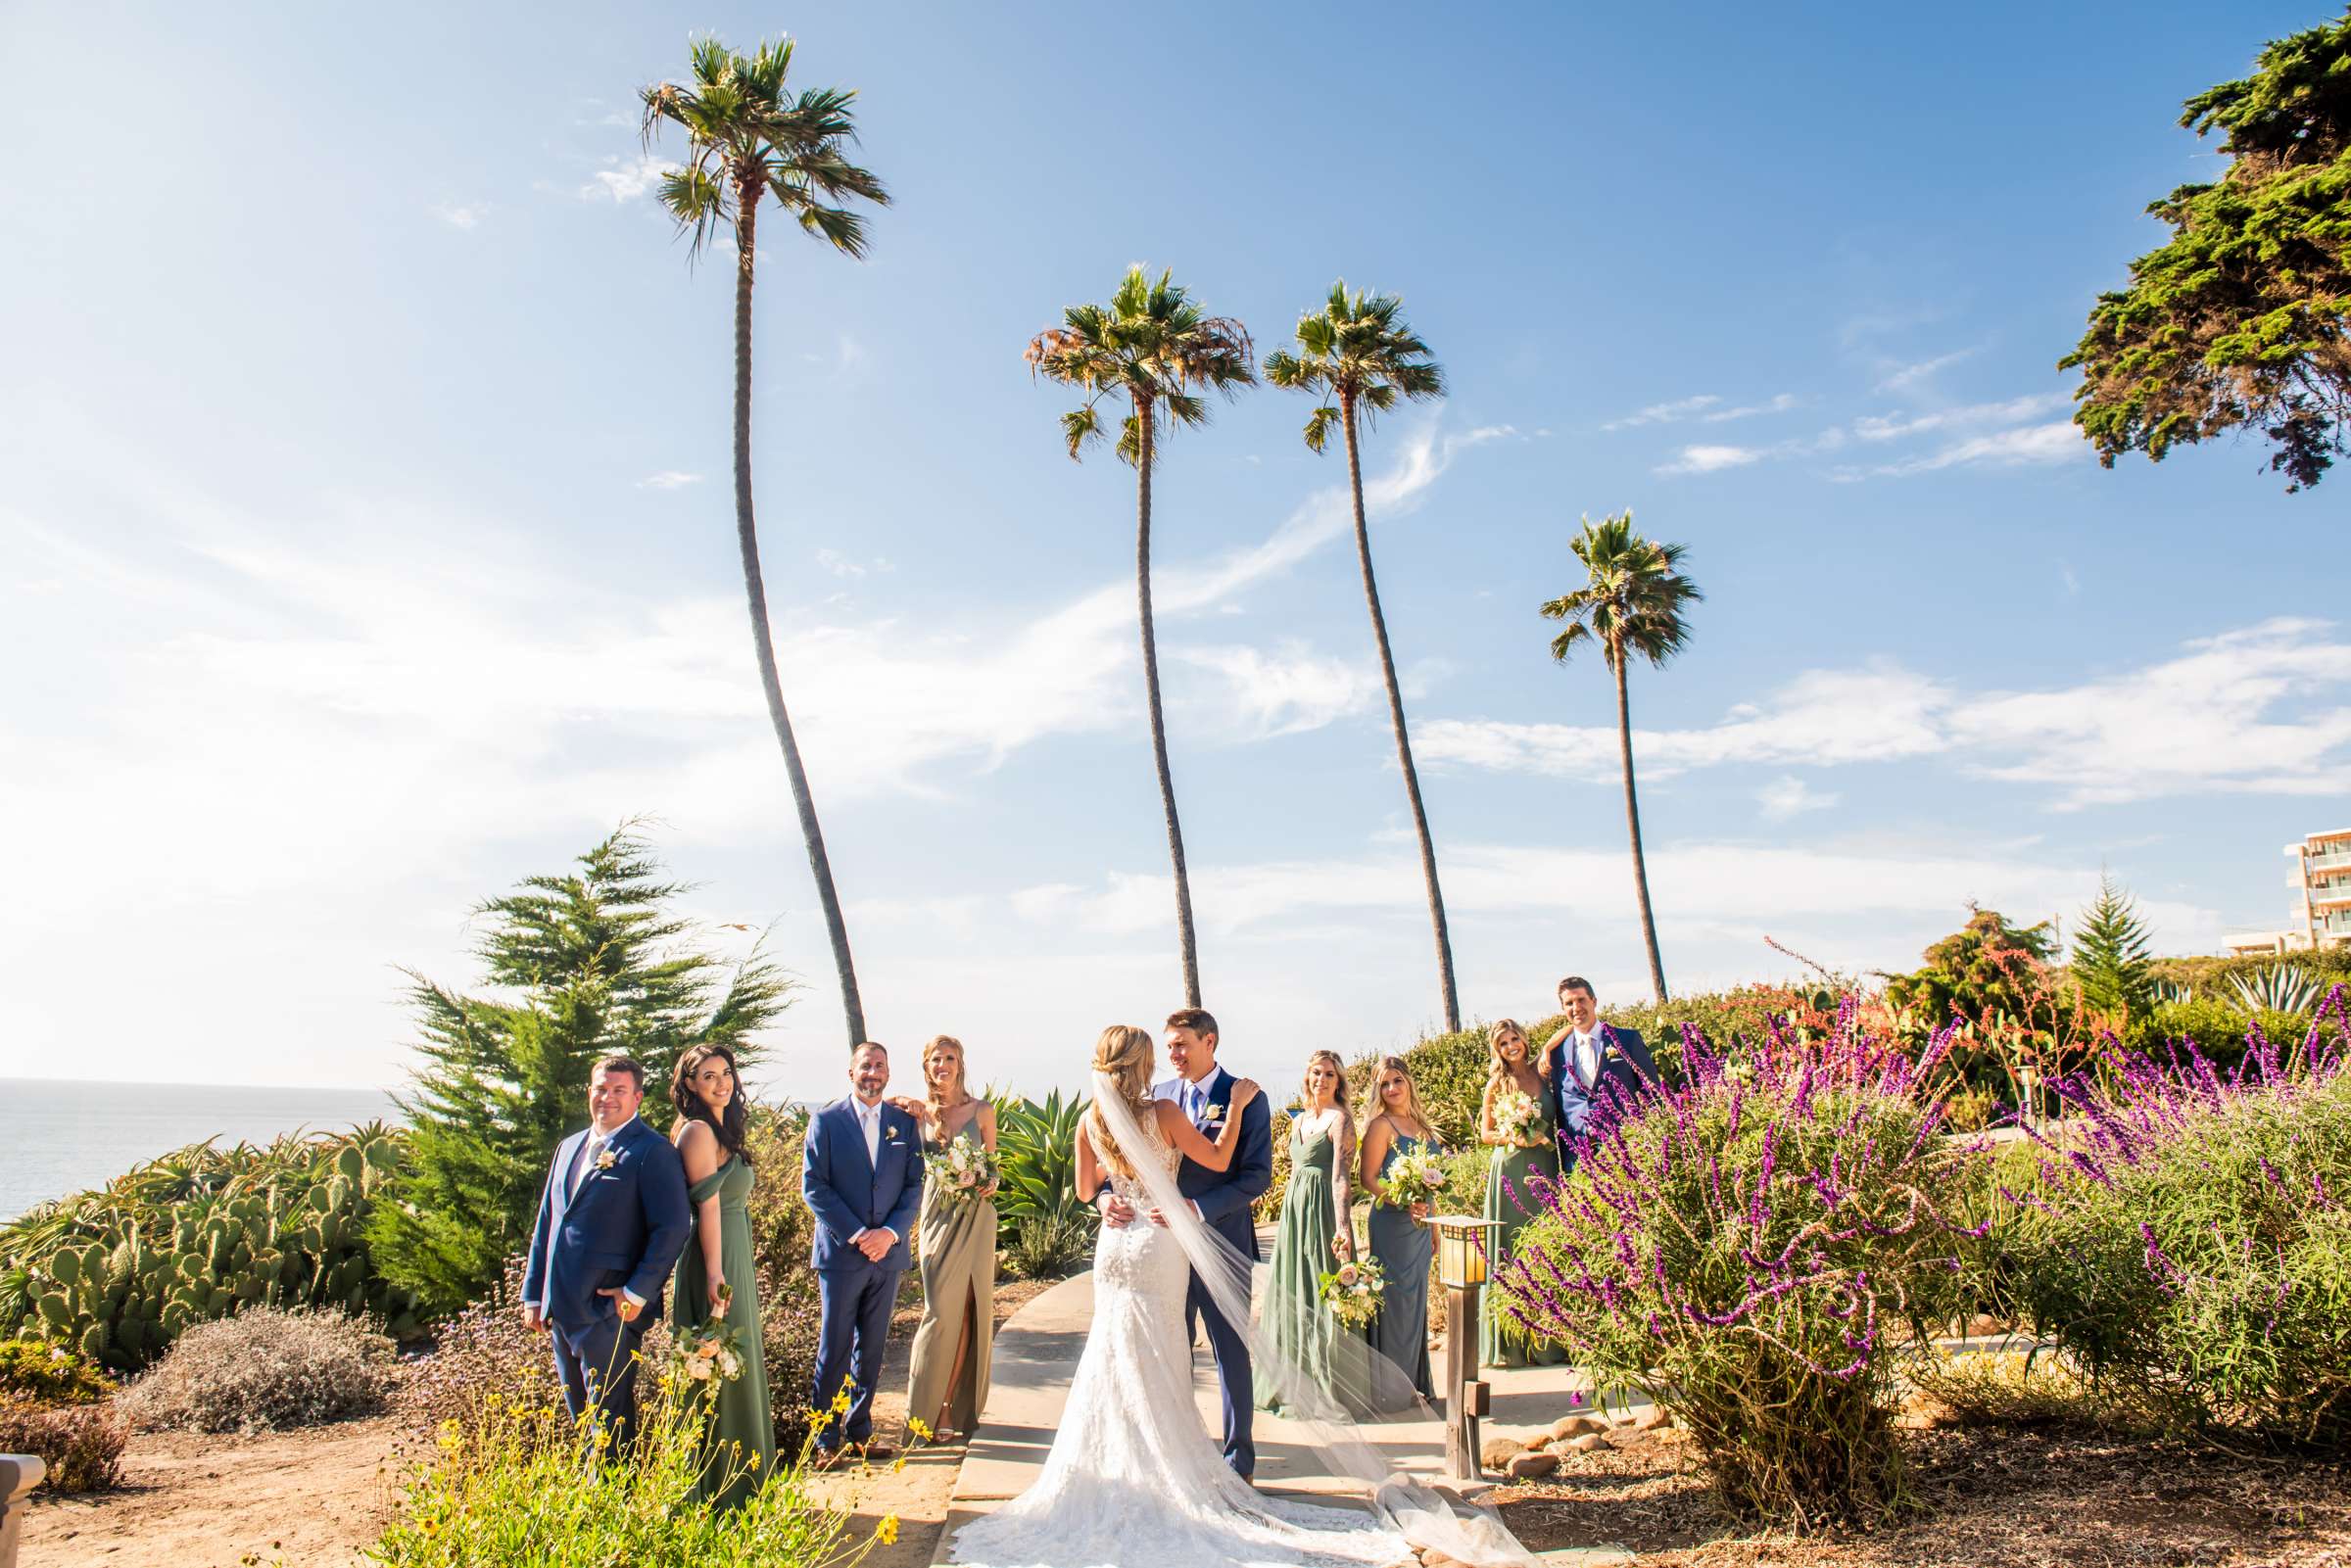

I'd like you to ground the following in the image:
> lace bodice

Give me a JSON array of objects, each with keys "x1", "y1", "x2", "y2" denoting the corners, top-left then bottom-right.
[{"x1": 1104, "y1": 1110, "x2": 1183, "y2": 1206}]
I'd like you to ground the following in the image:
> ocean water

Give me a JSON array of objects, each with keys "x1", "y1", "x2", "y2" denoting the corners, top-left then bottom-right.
[{"x1": 0, "y1": 1079, "x2": 402, "y2": 1222}]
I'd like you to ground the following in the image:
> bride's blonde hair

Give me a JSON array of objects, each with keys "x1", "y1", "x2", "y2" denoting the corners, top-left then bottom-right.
[{"x1": 1086, "y1": 1024, "x2": 1157, "y2": 1179}]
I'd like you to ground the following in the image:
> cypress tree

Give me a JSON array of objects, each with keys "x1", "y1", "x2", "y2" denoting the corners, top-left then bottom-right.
[
  {"x1": 369, "y1": 828, "x2": 792, "y2": 1313},
  {"x1": 2071, "y1": 872, "x2": 2156, "y2": 1019}
]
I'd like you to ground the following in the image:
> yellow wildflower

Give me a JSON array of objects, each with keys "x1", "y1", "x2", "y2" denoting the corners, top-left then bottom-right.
[
  {"x1": 877, "y1": 1515, "x2": 900, "y2": 1545},
  {"x1": 908, "y1": 1415, "x2": 933, "y2": 1442},
  {"x1": 832, "y1": 1388, "x2": 853, "y2": 1414}
]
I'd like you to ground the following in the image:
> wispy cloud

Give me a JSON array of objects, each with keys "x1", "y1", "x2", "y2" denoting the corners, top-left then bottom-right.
[
  {"x1": 1419, "y1": 619, "x2": 2351, "y2": 807},
  {"x1": 1700, "y1": 393, "x2": 1799, "y2": 423},
  {"x1": 638, "y1": 471, "x2": 702, "y2": 490},
  {"x1": 582, "y1": 154, "x2": 679, "y2": 203},
  {"x1": 1853, "y1": 393, "x2": 2069, "y2": 444},
  {"x1": 1758, "y1": 775, "x2": 1841, "y2": 819},
  {"x1": 1605, "y1": 395, "x2": 1720, "y2": 431},
  {"x1": 1864, "y1": 420, "x2": 2083, "y2": 477},
  {"x1": 432, "y1": 203, "x2": 489, "y2": 231},
  {"x1": 1176, "y1": 642, "x2": 1385, "y2": 739},
  {"x1": 1655, "y1": 444, "x2": 1766, "y2": 476},
  {"x1": 1875, "y1": 348, "x2": 1979, "y2": 392}
]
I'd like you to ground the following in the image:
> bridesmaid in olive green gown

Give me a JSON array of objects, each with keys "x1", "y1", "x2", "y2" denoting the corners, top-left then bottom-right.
[
  {"x1": 1479, "y1": 1020, "x2": 1567, "y2": 1368},
  {"x1": 669, "y1": 1044, "x2": 778, "y2": 1509},
  {"x1": 1256, "y1": 1051, "x2": 1368, "y2": 1415},
  {"x1": 899, "y1": 1035, "x2": 997, "y2": 1446}
]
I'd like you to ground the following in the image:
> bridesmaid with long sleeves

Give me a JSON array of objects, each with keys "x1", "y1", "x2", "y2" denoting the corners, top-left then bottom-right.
[
  {"x1": 1356, "y1": 1055, "x2": 1439, "y2": 1405},
  {"x1": 669, "y1": 1044, "x2": 777, "y2": 1508},
  {"x1": 1256, "y1": 1050, "x2": 1366, "y2": 1415},
  {"x1": 898, "y1": 1035, "x2": 997, "y2": 1447},
  {"x1": 1478, "y1": 1020, "x2": 1567, "y2": 1368}
]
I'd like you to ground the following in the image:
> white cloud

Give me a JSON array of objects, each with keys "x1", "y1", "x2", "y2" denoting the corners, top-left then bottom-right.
[
  {"x1": 1700, "y1": 393, "x2": 1799, "y2": 423},
  {"x1": 433, "y1": 203, "x2": 489, "y2": 230},
  {"x1": 1869, "y1": 420, "x2": 2085, "y2": 476},
  {"x1": 1604, "y1": 396, "x2": 1719, "y2": 431},
  {"x1": 1176, "y1": 642, "x2": 1383, "y2": 738},
  {"x1": 1874, "y1": 348, "x2": 1979, "y2": 392},
  {"x1": 582, "y1": 154, "x2": 679, "y2": 204},
  {"x1": 1757, "y1": 775, "x2": 1840, "y2": 819},
  {"x1": 1852, "y1": 393, "x2": 2070, "y2": 444},
  {"x1": 638, "y1": 471, "x2": 703, "y2": 490},
  {"x1": 815, "y1": 548, "x2": 865, "y2": 579},
  {"x1": 1655, "y1": 444, "x2": 1766, "y2": 476},
  {"x1": 1419, "y1": 621, "x2": 2351, "y2": 807}
]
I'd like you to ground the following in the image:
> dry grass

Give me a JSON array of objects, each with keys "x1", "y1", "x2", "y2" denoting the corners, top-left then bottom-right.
[
  {"x1": 1492, "y1": 1423, "x2": 2351, "y2": 1566},
  {"x1": 119, "y1": 1307, "x2": 397, "y2": 1434}
]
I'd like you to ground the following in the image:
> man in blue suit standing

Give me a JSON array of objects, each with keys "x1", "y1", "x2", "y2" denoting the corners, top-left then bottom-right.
[
  {"x1": 801, "y1": 1040, "x2": 923, "y2": 1468},
  {"x1": 1091, "y1": 1007, "x2": 1272, "y2": 1480},
  {"x1": 1540, "y1": 974, "x2": 1659, "y2": 1169},
  {"x1": 522, "y1": 1054, "x2": 694, "y2": 1448}
]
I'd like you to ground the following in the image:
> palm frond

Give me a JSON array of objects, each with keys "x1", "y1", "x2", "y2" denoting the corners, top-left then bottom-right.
[
  {"x1": 1303, "y1": 404, "x2": 1342, "y2": 453},
  {"x1": 1061, "y1": 405, "x2": 1102, "y2": 460}
]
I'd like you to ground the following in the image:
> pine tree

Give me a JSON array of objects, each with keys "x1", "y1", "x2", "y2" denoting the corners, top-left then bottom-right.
[
  {"x1": 2071, "y1": 872, "x2": 2156, "y2": 1020},
  {"x1": 368, "y1": 827, "x2": 792, "y2": 1312}
]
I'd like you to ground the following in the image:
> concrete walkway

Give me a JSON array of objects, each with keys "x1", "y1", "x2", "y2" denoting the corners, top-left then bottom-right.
[{"x1": 932, "y1": 1266, "x2": 1634, "y2": 1566}]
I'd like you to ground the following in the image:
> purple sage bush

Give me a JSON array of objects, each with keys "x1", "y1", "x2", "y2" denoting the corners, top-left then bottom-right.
[
  {"x1": 1494, "y1": 1007, "x2": 1982, "y2": 1525},
  {"x1": 2008, "y1": 987, "x2": 2351, "y2": 1449}
]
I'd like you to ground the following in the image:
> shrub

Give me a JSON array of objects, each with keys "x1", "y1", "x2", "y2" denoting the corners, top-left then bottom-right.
[
  {"x1": 2124, "y1": 996, "x2": 2308, "y2": 1073},
  {"x1": 993, "y1": 1089, "x2": 1089, "y2": 1249},
  {"x1": 120, "y1": 1307, "x2": 397, "y2": 1433},
  {"x1": 1495, "y1": 1012, "x2": 1982, "y2": 1525},
  {"x1": 0, "y1": 1396, "x2": 127, "y2": 1493},
  {"x1": 0, "y1": 1338, "x2": 115, "y2": 1404},
  {"x1": 1904, "y1": 1345, "x2": 2118, "y2": 1430},
  {"x1": 399, "y1": 1258, "x2": 571, "y2": 1458},
  {"x1": 371, "y1": 1375, "x2": 868, "y2": 1568},
  {"x1": 1001, "y1": 1212, "x2": 1095, "y2": 1281},
  {"x1": 2007, "y1": 989, "x2": 2351, "y2": 1449}
]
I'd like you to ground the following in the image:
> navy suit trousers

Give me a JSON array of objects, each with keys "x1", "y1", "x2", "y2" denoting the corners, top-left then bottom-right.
[
  {"x1": 813, "y1": 1263, "x2": 901, "y2": 1449},
  {"x1": 1185, "y1": 1272, "x2": 1255, "y2": 1478},
  {"x1": 552, "y1": 1310, "x2": 647, "y2": 1449}
]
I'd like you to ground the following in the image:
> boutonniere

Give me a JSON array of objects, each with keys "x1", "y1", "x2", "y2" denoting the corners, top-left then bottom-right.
[
  {"x1": 1201, "y1": 1103, "x2": 1224, "y2": 1124},
  {"x1": 595, "y1": 1149, "x2": 618, "y2": 1172},
  {"x1": 886, "y1": 1126, "x2": 903, "y2": 1143}
]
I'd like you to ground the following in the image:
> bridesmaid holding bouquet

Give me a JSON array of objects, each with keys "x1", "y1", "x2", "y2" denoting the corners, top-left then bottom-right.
[
  {"x1": 1357, "y1": 1055, "x2": 1441, "y2": 1404},
  {"x1": 1479, "y1": 1020, "x2": 1566, "y2": 1367},
  {"x1": 898, "y1": 1035, "x2": 998, "y2": 1446},
  {"x1": 669, "y1": 1044, "x2": 777, "y2": 1507}
]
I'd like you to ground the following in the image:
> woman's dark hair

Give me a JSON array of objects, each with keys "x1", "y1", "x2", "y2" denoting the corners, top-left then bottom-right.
[{"x1": 671, "y1": 1043, "x2": 750, "y2": 1166}]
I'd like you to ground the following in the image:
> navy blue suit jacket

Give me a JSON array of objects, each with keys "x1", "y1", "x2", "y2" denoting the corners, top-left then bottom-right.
[
  {"x1": 521, "y1": 1115, "x2": 693, "y2": 1332},
  {"x1": 801, "y1": 1098, "x2": 923, "y2": 1273},
  {"x1": 1544, "y1": 1023, "x2": 1658, "y2": 1156},
  {"x1": 1160, "y1": 1068, "x2": 1273, "y2": 1263}
]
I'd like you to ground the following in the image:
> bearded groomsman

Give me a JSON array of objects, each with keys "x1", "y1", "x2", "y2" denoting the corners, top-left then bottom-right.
[
  {"x1": 802, "y1": 1041, "x2": 923, "y2": 1467},
  {"x1": 1541, "y1": 975, "x2": 1658, "y2": 1166}
]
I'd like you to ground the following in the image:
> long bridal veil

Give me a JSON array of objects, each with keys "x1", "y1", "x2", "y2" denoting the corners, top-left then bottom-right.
[{"x1": 1088, "y1": 1071, "x2": 1536, "y2": 1567}]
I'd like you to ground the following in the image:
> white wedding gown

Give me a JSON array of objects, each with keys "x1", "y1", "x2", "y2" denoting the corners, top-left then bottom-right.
[{"x1": 948, "y1": 1116, "x2": 1416, "y2": 1568}]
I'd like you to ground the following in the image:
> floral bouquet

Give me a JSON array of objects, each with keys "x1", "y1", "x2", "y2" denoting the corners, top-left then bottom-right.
[
  {"x1": 924, "y1": 1137, "x2": 1001, "y2": 1204},
  {"x1": 1318, "y1": 1256, "x2": 1387, "y2": 1330},
  {"x1": 1493, "y1": 1085, "x2": 1544, "y2": 1147},
  {"x1": 1379, "y1": 1148, "x2": 1449, "y2": 1210},
  {"x1": 667, "y1": 1309, "x2": 748, "y2": 1392}
]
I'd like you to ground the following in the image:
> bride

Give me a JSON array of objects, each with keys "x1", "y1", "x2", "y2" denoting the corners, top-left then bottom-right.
[{"x1": 950, "y1": 1025, "x2": 1523, "y2": 1568}]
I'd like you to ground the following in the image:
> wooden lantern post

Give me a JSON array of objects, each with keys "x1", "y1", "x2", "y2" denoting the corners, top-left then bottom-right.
[{"x1": 1430, "y1": 1215, "x2": 1504, "y2": 1480}]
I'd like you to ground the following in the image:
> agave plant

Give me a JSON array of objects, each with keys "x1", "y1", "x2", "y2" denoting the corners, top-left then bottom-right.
[
  {"x1": 992, "y1": 1089, "x2": 1092, "y2": 1249},
  {"x1": 2231, "y1": 964, "x2": 2324, "y2": 1017}
]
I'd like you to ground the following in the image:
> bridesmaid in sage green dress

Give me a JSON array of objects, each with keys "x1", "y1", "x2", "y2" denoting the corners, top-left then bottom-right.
[
  {"x1": 1256, "y1": 1050, "x2": 1368, "y2": 1415},
  {"x1": 1479, "y1": 1020, "x2": 1567, "y2": 1368},
  {"x1": 669, "y1": 1044, "x2": 777, "y2": 1509},
  {"x1": 1357, "y1": 1054, "x2": 1440, "y2": 1406},
  {"x1": 897, "y1": 1035, "x2": 997, "y2": 1447}
]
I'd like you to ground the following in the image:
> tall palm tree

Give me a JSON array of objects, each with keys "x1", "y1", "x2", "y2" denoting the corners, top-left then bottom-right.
[
  {"x1": 1540, "y1": 512, "x2": 1703, "y2": 1003},
  {"x1": 1027, "y1": 266, "x2": 1255, "y2": 1007},
  {"x1": 1265, "y1": 282, "x2": 1459, "y2": 1032},
  {"x1": 640, "y1": 37, "x2": 888, "y2": 1046}
]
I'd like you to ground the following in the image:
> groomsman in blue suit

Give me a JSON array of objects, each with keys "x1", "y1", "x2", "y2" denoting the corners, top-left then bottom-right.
[
  {"x1": 522, "y1": 1055, "x2": 694, "y2": 1448},
  {"x1": 1091, "y1": 1007, "x2": 1271, "y2": 1481},
  {"x1": 802, "y1": 1040, "x2": 924, "y2": 1467},
  {"x1": 1541, "y1": 974, "x2": 1659, "y2": 1167}
]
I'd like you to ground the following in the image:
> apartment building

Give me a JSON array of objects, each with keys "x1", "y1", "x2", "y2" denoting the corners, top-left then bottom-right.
[{"x1": 2225, "y1": 828, "x2": 2351, "y2": 956}]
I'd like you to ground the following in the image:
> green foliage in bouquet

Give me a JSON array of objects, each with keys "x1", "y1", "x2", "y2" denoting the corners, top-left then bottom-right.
[
  {"x1": 0, "y1": 1123, "x2": 416, "y2": 1373},
  {"x1": 371, "y1": 827, "x2": 792, "y2": 1313}
]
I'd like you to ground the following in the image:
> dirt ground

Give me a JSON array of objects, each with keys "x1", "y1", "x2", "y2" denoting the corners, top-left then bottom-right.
[
  {"x1": 15, "y1": 1276, "x2": 1058, "y2": 1568},
  {"x1": 1492, "y1": 1422, "x2": 2351, "y2": 1568}
]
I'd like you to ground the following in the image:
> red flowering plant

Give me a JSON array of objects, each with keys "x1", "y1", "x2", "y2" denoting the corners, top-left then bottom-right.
[
  {"x1": 1493, "y1": 1001, "x2": 1986, "y2": 1525},
  {"x1": 2003, "y1": 986, "x2": 2351, "y2": 1449}
]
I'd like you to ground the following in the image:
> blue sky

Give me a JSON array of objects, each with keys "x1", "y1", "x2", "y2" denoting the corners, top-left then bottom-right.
[{"x1": 4, "y1": 1, "x2": 2344, "y2": 1101}]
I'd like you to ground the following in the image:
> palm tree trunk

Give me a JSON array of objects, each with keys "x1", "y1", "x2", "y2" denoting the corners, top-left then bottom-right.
[
  {"x1": 1132, "y1": 402, "x2": 1201, "y2": 1007},
  {"x1": 1340, "y1": 394, "x2": 1459, "y2": 1032},
  {"x1": 1612, "y1": 653, "x2": 1668, "y2": 1002},
  {"x1": 728, "y1": 183, "x2": 867, "y2": 1044}
]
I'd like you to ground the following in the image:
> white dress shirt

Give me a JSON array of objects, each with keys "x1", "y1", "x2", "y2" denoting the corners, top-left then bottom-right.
[
  {"x1": 848, "y1": 1097, "x2": 895, "y2": 1247},
  {"x1": 1568, "y1": 1027, "x2": 1603, "y2": 1091},
  {"x1": 1152, "y1": 1069, "x2": 1220, "y2": 1217}
]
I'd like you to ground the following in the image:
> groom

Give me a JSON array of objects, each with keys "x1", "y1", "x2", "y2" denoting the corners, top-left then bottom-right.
[
  {"x1": 1541, "y1": 974, "x2": 1658, "y2": 1168},
  {"x1": 521, "y1": 1055, "x2": 694, "y2": 1448},
  {"x1": 1095, "y1": 1007, "x2": 1272, "y2": 1480},
  {"x1": 801, "y1": 1041, "x2": 923, "y2": 1467}
]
